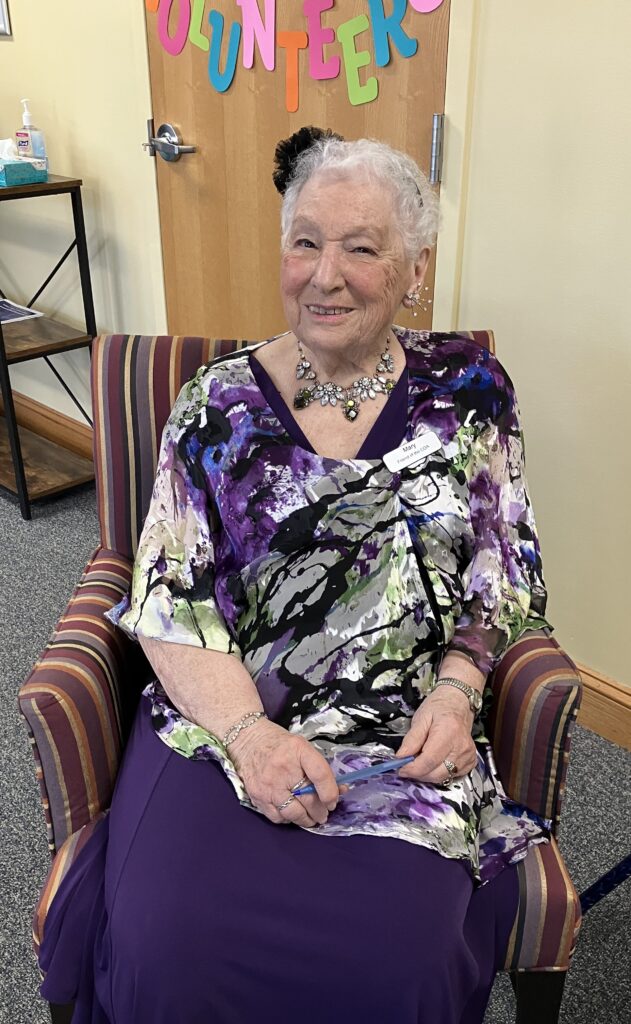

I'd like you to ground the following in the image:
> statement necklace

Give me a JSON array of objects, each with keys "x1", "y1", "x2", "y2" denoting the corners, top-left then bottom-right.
[{"x1": 293, "y1": 335, "x2": 396, "y2": 422}]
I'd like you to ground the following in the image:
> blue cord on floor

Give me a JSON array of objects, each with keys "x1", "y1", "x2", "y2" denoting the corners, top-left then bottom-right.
[{"x1": 580, "y1": 853, "x2": 631, "y2": 912}]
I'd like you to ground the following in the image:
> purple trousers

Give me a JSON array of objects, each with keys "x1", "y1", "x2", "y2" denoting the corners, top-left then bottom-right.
[{"x1": 40, "y1": 698, "x2": 518, "y2": 1023}]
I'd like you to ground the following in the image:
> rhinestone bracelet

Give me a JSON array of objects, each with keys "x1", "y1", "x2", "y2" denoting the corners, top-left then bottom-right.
[{"x1": 222, "y1": 711, "x2": 268, "y2": 749}]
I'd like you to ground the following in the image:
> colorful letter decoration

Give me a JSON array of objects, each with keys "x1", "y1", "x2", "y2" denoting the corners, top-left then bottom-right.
[
  {"x1": 278, "y1": 31, "x2": 309, "y2": 113},
  {"x1": 149, "y1": 0, "x2": 443, "y2": 109},
  {"x1": 337, "y1": 15, "x2": 378, "y2": 107},
  {"x1": 408, "y1": 0, "x2": 445, "y2": 11},
  {"x1": 303, "y1": 0, "x2": 340, "y2": 81},
  {"x1": 189, "y1": 0, "x2": 209, "y2": 51},
  {"x1": 157, "y1": 0, "x2": 191, "y2": 57},
  {"x1": 208, "y1": 10, "x2": 242, "y2": 93},
  {"x1": 368, "y1": 0, "x2": 417, "y2": 68},
  {"x1": 237, "y1": 0, "x2": 276, "y2": 71}
]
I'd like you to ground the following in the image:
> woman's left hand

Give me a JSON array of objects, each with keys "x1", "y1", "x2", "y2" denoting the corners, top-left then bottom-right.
[{"x1": 395, "y1": 688, "x2": 479, "y2": 785}]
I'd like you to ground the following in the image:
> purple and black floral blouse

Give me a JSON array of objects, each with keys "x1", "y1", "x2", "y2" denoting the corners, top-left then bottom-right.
[{"x1": 109, "y1": 327, "x2": 551, "y2": 884}]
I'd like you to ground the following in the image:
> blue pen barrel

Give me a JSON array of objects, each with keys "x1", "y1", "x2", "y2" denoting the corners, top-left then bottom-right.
[{"x1": 293, "y1": 755, "x2": 416, "y2": 797}]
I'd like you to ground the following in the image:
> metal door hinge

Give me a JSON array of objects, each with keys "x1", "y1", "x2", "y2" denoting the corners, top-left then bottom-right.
[{"x1": 430, "y1": 113, "x2": 445, "y2": 185}]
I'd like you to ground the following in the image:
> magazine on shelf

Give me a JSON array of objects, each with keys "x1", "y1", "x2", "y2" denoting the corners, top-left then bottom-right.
[{"x1": 0, "y1": 299, "x2": 43, "y2": 325}]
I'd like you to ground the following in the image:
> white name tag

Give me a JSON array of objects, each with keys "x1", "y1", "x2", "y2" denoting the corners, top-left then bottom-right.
[{"x1": 383, "y1": 432, "x2": 442, "y2": 473}]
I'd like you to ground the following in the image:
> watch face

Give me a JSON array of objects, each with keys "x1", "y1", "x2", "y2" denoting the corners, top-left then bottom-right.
[{"x1": 472, "y1": 690, "x2": 483, "y2": 710}]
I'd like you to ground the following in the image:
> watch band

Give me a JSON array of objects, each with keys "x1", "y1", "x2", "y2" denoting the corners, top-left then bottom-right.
[{"x1": 433, "y1": 677, "x2": 483, "y2": 717}]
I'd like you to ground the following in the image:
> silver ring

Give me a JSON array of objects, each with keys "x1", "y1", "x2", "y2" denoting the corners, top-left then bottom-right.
[
  {"x1": 276, "y1": 794, "x2": 296, "y2": 812},
  {"x1": 443, "y1": 758, "x2": 458, "y2": 778},
  {"x1": 291, "y1": 775, "x2": 309, "y2": 794}
]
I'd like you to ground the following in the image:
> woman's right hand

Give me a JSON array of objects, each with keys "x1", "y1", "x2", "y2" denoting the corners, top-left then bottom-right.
[{"x1": 229, "y1": 719, "x2": 342, "y2": 827}]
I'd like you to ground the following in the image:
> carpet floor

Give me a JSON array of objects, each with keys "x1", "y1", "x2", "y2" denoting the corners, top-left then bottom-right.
[{"x1": 0, "y1": 486, "x2": 629, "y2": 1023}]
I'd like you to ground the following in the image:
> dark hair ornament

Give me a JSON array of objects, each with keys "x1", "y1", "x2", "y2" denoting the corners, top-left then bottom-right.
[{"x1": 272, "y1": 125, "x2": 344, "y2": 195}]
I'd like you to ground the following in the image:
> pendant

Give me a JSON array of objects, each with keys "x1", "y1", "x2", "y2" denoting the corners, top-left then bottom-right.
[
  {"x1": 293, "y1": 387, "x2": 314, "y2": 410},
  {"x1": 343, "y1": 398, "x2": 359, "y2": 421},
  {"x1": 376, "y1": 351, "x2": 394, "y2": 374},
  {"x1": 296, "y1": 357, "x2": 316, "y2": 381},
  {"x1": 313, "y1": 381, "x2": 345, "y2": 407}
]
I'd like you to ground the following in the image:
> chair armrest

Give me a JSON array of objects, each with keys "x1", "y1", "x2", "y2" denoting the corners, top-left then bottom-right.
[
  {"x1": 18, "y1": 547, "x2": 143, "y2": 855},
  {"x1": 486, "y1": 630, "x2": 582, "y2": 835}
]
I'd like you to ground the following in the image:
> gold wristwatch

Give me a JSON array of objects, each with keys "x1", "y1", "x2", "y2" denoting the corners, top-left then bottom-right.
[{"x1": 432, "y1": 677, "x2": 483, "y2": 717}]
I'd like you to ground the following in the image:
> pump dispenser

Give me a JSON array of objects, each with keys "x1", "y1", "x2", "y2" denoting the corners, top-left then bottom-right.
[{"x1": 16, "y1": 99, "x2": 47, "y2": 162}]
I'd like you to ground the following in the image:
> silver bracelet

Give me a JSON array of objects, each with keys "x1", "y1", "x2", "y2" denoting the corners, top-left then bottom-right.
[
  {"x1": 222, "y1": 711, "x2": 267, "y2": 748},
  {"x1": 432, "y1": 677, "x2": 483, "y2": 718}
]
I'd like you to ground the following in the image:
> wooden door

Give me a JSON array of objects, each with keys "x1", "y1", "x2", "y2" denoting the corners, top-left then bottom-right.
[{"x1": 144, "y1": 0, "x2": 451, "y2": 339}]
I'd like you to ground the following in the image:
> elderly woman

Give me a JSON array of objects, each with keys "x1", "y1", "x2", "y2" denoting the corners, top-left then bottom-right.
[{"x1": 40, "y1": 128, "x2": 550, "y2": 1024}]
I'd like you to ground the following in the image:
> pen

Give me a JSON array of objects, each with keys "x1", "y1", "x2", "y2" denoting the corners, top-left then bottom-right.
[{"x1": 292, "y1": 755, "x2": 416, "y2": 797}]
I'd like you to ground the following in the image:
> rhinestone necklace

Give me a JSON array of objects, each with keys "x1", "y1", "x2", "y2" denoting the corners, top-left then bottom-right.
[{"x1": 293, "y1": 335, "x2": 396, "y2": 422}]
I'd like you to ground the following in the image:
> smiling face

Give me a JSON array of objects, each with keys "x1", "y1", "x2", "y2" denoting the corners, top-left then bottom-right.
[{"x1": 280, "y1": 172, "x2": 429, "y2": 361}]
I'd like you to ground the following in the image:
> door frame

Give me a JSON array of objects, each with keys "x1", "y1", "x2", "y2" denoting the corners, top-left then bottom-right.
[{"x1": 433, "y1": 0, "x2": 479, "y2": 332}]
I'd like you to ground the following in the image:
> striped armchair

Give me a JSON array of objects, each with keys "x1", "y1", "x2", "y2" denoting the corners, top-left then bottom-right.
[{"x1": 19, "y1": 332, "x2": 582, "y2": 1024}]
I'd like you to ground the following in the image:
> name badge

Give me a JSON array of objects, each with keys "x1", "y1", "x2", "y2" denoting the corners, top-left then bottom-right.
[{"x1": 383, "y1": 432, "x2": 442, "y2": 473}]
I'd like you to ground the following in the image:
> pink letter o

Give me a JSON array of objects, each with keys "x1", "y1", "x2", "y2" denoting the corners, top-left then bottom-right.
[{"x1": 157, "y1": 0, "x2": 191, "y2": 56}]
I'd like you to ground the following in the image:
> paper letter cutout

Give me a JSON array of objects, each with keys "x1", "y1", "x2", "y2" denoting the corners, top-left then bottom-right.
[
  {"x1": 237, "y1": 0, "x2": 276, "y2": 71},
  {"x1": 277, "y1": 31, "x2": 308, "y2": 112},
  {"x1": 146, "y1": 0, "x2": 161, "y2": 13},
  {"x1": 368, "y1": 0, "x2": 417, "y2": 67},
  {"x1": 208, "y1": 10, "x2": 242, "y2": 93},
  {"x1": 189, "y1": 0, "x2": 209, "y2": 51},
  {"x1": 304, "y1": 0, "x2": 340, "y2": 81},
  {"x1": 337, "y1": 16, "x2": 378, "y2": 106},
  {"x1": 157, "y1": 0, "x2": 191, "y2": 56},
  {"x1": 408, "y1": 0, "x2": 445, "y2": 12}
]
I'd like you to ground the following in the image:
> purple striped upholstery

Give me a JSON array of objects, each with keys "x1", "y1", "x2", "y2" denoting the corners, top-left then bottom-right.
[
  {"x1": 505, "y1": 839, "x2": 581, "y2": 971},
  {"x1": 487, "y1": 631, "x2": 582, "y2": 835},
  {"x1": 19, "y1": 549, "x2": 135, "y2": 852},
  {"x1": 21, "y1": 330, "x2": 582, "y2": 979}
]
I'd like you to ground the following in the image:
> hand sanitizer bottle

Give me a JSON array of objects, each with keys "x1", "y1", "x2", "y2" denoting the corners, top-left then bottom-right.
[{"x1": 16, "y1": 99, "x2": 47, "y2": 163}]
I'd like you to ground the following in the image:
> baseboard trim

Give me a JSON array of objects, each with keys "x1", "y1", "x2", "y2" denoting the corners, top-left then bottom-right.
[
  {"x1": 576, "y1": 662, "x2": 631, "y2": 751},
  {"x1": 0, "y1": 390, "x2": 93, "y2": 460}
]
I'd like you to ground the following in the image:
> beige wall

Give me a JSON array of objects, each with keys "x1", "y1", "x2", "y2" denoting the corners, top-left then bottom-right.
[
  {"x1": 436, "y1": 0, "x2": 631, "y2": 685},
  {"x1": 0, "y1": 0, "x2": 167, "y2": 419}
]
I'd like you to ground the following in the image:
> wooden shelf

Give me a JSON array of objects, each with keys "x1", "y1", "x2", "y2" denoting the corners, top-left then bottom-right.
[
  {"x1": 0, "y1": 416, "x2": 93, "y2": 500},
  {"x1": 1, "y1": 316, "x2": 91, "y2": 364},
  {"x1": 0, "y1": 174, "x2": 96, "y2": 517},
  {"x1": 0, "y1": 174, "x2": 83, "y2": 202}
]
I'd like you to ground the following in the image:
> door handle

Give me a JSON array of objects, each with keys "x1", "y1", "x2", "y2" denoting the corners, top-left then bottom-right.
[{"x1": 143, "y1": 120, "x2": 196, "y2": 162}]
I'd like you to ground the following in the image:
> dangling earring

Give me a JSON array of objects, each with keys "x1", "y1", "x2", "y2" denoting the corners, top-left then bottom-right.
[{"x1": 405, "y1": 286, "x2": 433, "y2": 318}]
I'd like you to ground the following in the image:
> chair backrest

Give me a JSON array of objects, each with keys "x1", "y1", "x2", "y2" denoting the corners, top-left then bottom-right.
[
  {"x1": 91, "y1": 330, "x2": 494, "y2": 558},
  {"x1": 92, "y1": 335, "x2": 254, "y2": 557}
]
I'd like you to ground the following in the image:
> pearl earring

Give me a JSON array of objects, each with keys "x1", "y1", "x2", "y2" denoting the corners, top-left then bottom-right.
[{"x1": 406, "y1": 286, "x2": 433, "y2": 317}]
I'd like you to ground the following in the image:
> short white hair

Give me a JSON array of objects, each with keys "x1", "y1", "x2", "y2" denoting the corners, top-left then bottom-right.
[{"x1": 280, "y1": 137, "x2": 440, "y2": 260}]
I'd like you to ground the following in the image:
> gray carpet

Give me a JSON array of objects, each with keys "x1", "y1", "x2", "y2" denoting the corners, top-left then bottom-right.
[{"x1": 0, "y1": 487, "x2": 630, "y2": 1024}]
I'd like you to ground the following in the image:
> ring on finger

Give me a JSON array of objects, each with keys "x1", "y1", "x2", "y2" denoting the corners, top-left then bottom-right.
[
  {"x1": 440, "y1": 759, "x2": 458, "y2": 786},
  {"x1": 276, "y1": 794, "x2": 296, "y2": 812},
  {"x1": 443, "y1": 758, "x2": 458, "y2": 778},
  {"x1": 290, "y1": 775, "x2": 309, "y2": 794}
]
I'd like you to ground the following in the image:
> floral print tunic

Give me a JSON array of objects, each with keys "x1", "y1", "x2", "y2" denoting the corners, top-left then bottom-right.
[{"x1": 109, "y1": 327, "x2": 551, "y2": 884}]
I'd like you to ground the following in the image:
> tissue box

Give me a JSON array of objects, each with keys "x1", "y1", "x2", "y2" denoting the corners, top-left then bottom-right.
[{"x1": 0, "y1": 158, "x2": 48, "y2": 187}]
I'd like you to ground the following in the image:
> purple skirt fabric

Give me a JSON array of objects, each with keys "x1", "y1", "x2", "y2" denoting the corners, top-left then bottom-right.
[{"x1": 40, "y1": 697, "x2": 518, "y2": 1024}]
